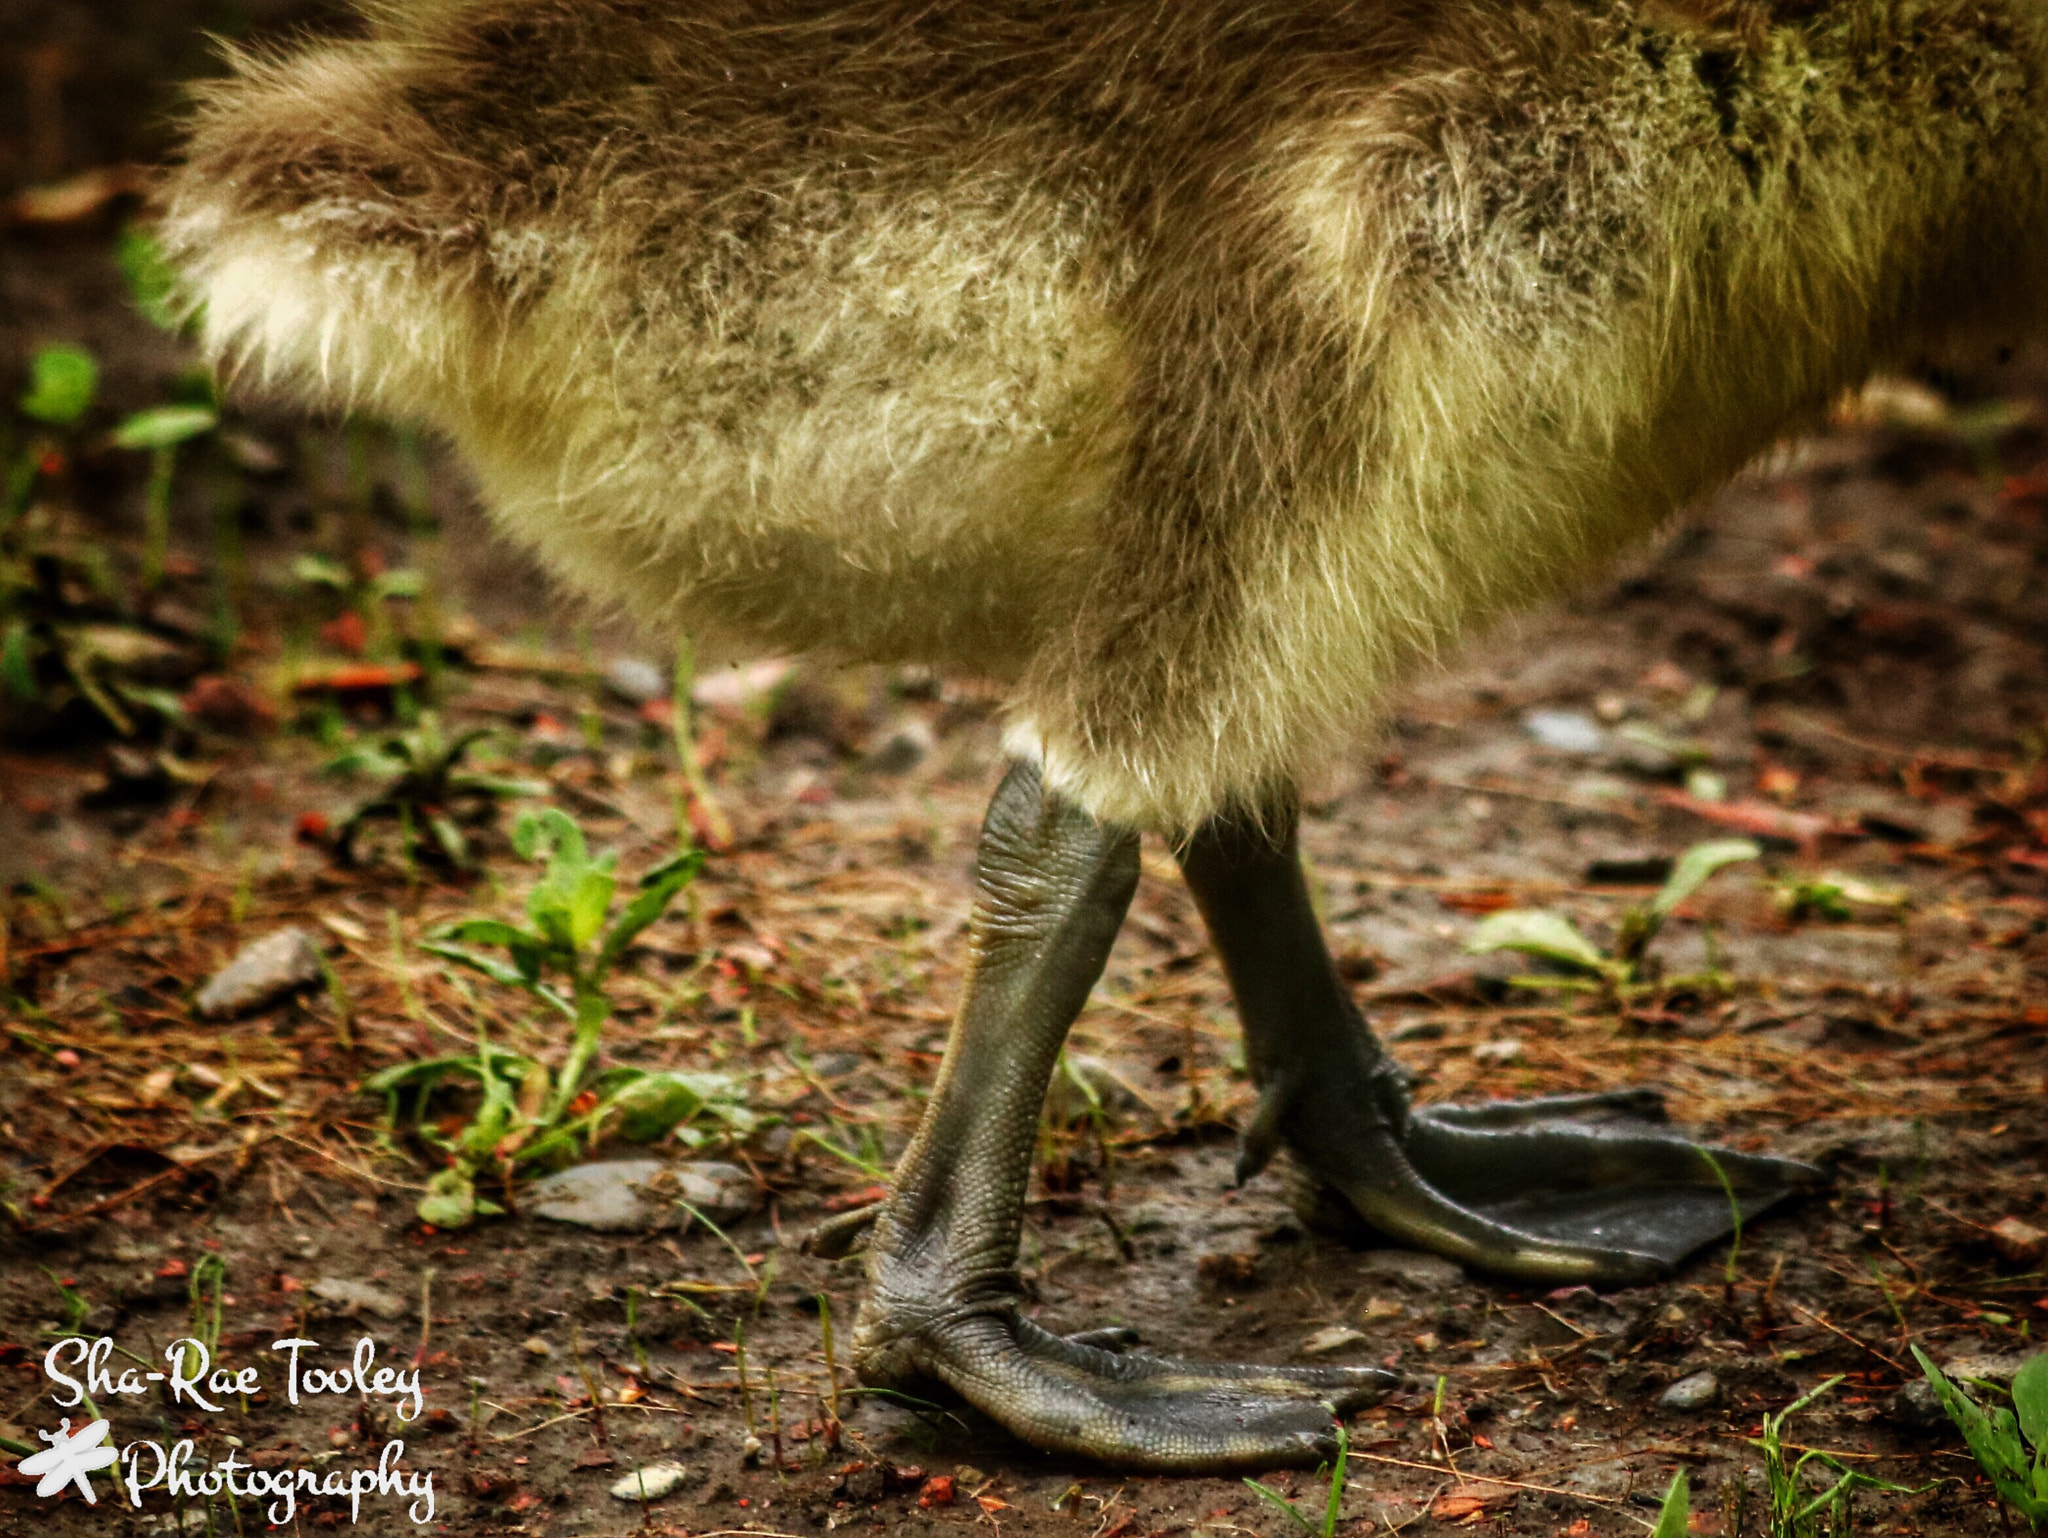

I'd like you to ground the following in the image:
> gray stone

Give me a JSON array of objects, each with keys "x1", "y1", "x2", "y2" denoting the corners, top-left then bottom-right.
[
  {"x1": 808, "y1": 1051, "x2": 864, "y2": 1080},
  {"x1": 1563, "y1": 1460, "x2": 1635, "y2": 1498},
  {"x1": 611, "y1": 1462, "x2": 690, "y2": 1503},
  {"x1": 865, "y1": 715, "x2": 935, "y2": 775},
  {"x1": 1355, "y1": 1249, "x2": 1466, "y2": 1290},
  {"x1": 1301, "y1": 1325, "x2": 1370, "y2": 1356},
  {"x1": 310, "y1": 1277, "x2": 408, "y2": 1321},
  {"x1": 604, "y1": 657, "x2": 668, "y2": 705},
  {"x1": 1889, "y1": 1378, "x2": 1948, "y2": 1434},
  {"x1": 1659, "y1": 1371, "x2": 1719, "y2": 1411},
  {"x1": 525, "y1": 1160, "x2": 757, "y2": 1233},
  {"x1": 195, "y1": 928, "x2": 324, "y2": 1018},
  {"x1": 1523, "y1": 709, "x2": 1607, "y2": 756}
]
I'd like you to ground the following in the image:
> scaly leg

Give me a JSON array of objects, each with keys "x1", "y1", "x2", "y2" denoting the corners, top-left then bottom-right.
[
  {"x1": 851, "y1": 763, "x2": 1392, "y2": 1470},
  {"x1": 1179, "y1": 799, "x2": 1826, "y2": 1285}
]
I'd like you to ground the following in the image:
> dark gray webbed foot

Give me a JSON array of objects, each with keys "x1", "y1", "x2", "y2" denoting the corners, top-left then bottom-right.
[
  {"x1": 1274, "y1": 1071, "x2": 1826, "y2": 1284},
  {"x1": 1181, "y1": 804, "x2": 1829, "y2": 1288},
  {"x1": 851, "y1": 762, "x2": 1392, "y2": 1470},
  {"x1": 857, "y1": 1310, "x2": 1391, "y2": 1472}
]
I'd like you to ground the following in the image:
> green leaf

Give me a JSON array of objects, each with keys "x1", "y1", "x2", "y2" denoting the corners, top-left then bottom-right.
[
  {"x1": 361, "y1": 1047, "x2": 533, "y2": 1097},
  {"x1": 434, "y1": 918, "x2": 537, "y2": 953},
  {"x1": 608, "y1": 1071, "x2": 711, "y2": 1142},
  {"x1": 417, "y1": 1167, "x2": 478, "y2": 1229},
  {"x1": 419, "y1": 938, "x2": 536, "y2": 991},
  {"x1": 599, "y1": 858, "x2": 701, "y2": 973},
  {"x1": 1, "y1": 620, "x2": 38, "y2": 701},
  {"x1": 2014, "y1": 1351, "x2": 2048, "y2": 1452},
  {"x1": 1651, "y1": 839, "x2": 1761, "y2": 918},
  {"x1": 450, "y1": 773, "x2": 549, "y2": 801},
  {"x1": 20, "y1": 346, "x2": 98, "y2": 427},
  {"x1": 371, "y1": 569, "x2": 425, "y2": 600},
  {"x1": 1465, "y1": 909, "x2": 1609, "y2": 975},
  {"x1": 112, "y1": 404, "x2": 217, "y2": 450},
  {"x1": 567, "y1": 864, "x2": 618, "y2": 949},
  {"x1": 1241, "y1": 1479, "x2": 1319, "y2": 1534},
  {"x1": 291, "y1": 553, "x2": 353, "y2": 590},
  {"x1": 514, "y1": 806, "x2": 587, "y2": 867},
  {"x1": 118, "y1": 226, "x2": 185, "y2": 330},
  {"x1": 1650, "y1": 1471, "x2": 1689, "y2": 1538},
  {"x1": 426, "y1": 813, "x2": 469, "y2": 868},
  {"x1": 1321, "y1": 1425, "x2": 1347, "y2": 1538}
]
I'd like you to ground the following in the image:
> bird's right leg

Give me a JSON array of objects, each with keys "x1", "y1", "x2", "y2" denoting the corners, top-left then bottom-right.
[{"x1": 849, "y1": 761, "x2": 1391, "y2": 1471}]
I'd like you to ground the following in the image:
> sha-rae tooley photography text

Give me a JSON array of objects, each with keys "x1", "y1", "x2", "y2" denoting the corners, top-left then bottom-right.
[{"x1": 26, "y1": 1333, "x2": 435, "y2": 1525}]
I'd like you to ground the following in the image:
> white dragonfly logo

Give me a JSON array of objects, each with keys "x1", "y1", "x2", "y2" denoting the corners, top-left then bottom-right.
[{"x1": 16, "y1": 1417, "x2": 119, "y2": 1503}]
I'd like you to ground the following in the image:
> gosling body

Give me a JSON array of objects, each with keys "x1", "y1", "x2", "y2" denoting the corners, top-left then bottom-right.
[{"x1": 164, "y1": 0, "x2": 2048, "y2": 832}]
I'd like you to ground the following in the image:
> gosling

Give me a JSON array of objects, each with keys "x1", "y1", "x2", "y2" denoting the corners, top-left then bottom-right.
[{"x1": 156, "y1": 0, "x2": 2030, "y2": 1469}]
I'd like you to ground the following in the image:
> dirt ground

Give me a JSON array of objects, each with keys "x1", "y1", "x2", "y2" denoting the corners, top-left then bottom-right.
[{"x1": 4, "y1": 6, "x2": 2048, "y2": 1537}]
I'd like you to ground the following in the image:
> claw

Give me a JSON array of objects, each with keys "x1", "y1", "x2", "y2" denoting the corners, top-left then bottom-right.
[
  {"x1": 802, "y1": 1201, "x2": 883, "y2": 1259},
  {"x1": 1235, "y1": 1078, "x2": 1291, "y2": 1185}
]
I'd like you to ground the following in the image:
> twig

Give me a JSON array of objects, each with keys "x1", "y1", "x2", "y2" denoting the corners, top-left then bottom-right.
[{"x1": 1785, "y1": 1301, "x2": 1908, "y2": 1373}]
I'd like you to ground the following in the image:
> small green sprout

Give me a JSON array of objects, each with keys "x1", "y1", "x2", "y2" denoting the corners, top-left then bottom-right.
[
  {"x1": 1651, "y1": 1471, "x2": 1690, "y2": 1538},
  {"x1": 1243, "y1": 1424, "x2": 1349, "y2": 1537},
  {"x1": 113, "y1": 402, "x2": 218, "y2": 592},
  {"x1": 324, "y1": 714, "x2": 544, "y2": 869},
  {"x1": 1752, "y1": 1377, "x2": 1925, "y2": 1536},
  {"x1": 1465, "y1": 838, "x2": 1761, "y2": 1005},
  {"x1": 1776, "y1": 873, "x2": 1908, "y2": 925},
  {"x1": 1913, "y1": 1346, "x2": 2048, "y2": 1530},
  {"x1": 369, "y1": 808, "x2": 718, "y2": 1227}
]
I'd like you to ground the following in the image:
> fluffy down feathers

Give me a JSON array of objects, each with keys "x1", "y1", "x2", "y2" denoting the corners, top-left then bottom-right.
[{"x1": 160, "y1": 0, "x2": 2048, "y2": 832}]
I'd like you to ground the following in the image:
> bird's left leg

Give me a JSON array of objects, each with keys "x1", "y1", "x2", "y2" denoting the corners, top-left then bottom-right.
[
  {"x1": 848, "y1": 762, "x2": 1392, "y2": 1470},
  {"x1": 1178, "y1": 799, "x2": 1826, "y2": 1285}
]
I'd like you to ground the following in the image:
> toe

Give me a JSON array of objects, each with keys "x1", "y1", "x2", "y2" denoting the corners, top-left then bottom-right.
[{"x1": 911, "y1": 1313, "x2": 1393, "y2": 1472}]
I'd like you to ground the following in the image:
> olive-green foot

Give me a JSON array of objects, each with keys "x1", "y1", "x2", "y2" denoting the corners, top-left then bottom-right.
[{"x1": 852, "y1": 1309, "x2": 1391, "y2": 1472}]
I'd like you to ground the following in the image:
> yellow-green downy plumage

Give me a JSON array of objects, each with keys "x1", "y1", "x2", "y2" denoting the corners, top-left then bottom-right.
[{"x1": 159, "y1": 0, "x2": 2048, "y2": 832}]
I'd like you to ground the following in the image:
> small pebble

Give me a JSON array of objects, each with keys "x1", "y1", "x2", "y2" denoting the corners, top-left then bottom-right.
[
  {"x1": 1889, "y1": 1378, "x2": 1947, "y2": 1434},
  {"x1": 521, "y1": 1337, "x2": 552, "y2": 1358},
  {"x1": 610, "y1": 1462, "x2": 689, "y2": 1503},
  {"x1": 524, "y1": 1159, "x2": 757, "y2": 1232},
  {"x1": 195, "y1": 928, "x2": 325, "y2": 1018},
  {"x1": 604, "y1": 657, "x2": 668, "y2": 705},
  {"x1": 1302, "y1": 1325, "x2": 1369, "y2": 1356},
  {"x1": 309, "y1": 1277, "x2": 407, "y2": 1321},
  {"x1": 865, "y1": 715, "x2": 934, "y2": 775},
  {"x1": 1991, "y1": 1216, "x2": 2048, "y2": 1265},
  {"x1": 1523, "y1": 708, "x2": 1607, "y2": 755},
  {"x1": 1659, "y1": 1370, "x2": 1719, "y2": 1411}
]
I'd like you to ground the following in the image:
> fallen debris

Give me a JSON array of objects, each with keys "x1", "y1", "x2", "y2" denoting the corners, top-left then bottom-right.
[{"x1": 193, "y1": 928, "x2": 324, "y2": 1018}]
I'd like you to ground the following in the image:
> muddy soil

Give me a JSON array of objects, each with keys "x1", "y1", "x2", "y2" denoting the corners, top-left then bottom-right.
[{"x1": 3, "y1": 7, "x2": 2047, "y2": 1538}]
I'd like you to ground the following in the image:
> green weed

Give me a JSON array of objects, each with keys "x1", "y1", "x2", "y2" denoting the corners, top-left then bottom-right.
[
  {"x1": 1244, "y1": 1424, "x2": 1349, "y2": 1536},
  {"x1": 368, "y1": 808, "x2": 744, "y2": 1227},
  {"x1": 1752, "y1": 1376, "x2": 1924, "y2": 1536},
  {"x1": 1465, "y1": 838, "x2": 1760, "y2": 1006},
  {"x1": 324, "y1": 714, "x2": 543, "y2": 869},
  {"x1": 1913, "y1": 1346, "x2": 2048, "y2": 1529}
]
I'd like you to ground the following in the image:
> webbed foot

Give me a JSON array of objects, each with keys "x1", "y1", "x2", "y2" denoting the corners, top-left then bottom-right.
[
  {"x1": 1182, "y1": 805, "x2": 1828, "y2": 1287},
  {"x1": 853, "y1": 763, "x2": 1390, "y2": 1469},
  {"x1": 854, "y1": 1309, "x2": 1390, "y2": 1471},
  {"x1": 1270, "y1": 1070, "x2": 1826, "y2": 1283}
]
